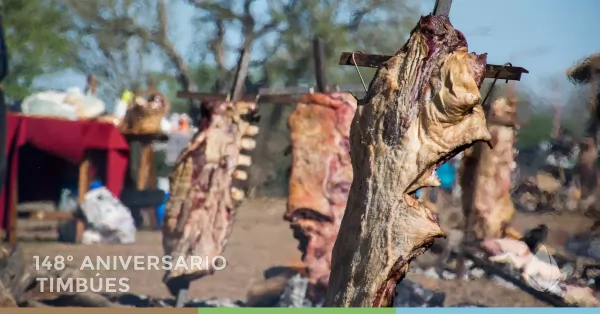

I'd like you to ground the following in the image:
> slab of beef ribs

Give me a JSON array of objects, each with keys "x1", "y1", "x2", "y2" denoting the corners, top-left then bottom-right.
[
  {"x1": 460, "y1": 96, "x2": 518, "y2": 239},
  {"x1": 284, "y1": 92, "x2": 357, "y2": 300},
  {"x1": 161, "y1": 100, "x2": 259, "y2": 292}
]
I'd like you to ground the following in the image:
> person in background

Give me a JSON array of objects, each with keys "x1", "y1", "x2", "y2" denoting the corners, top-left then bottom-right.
[
  {"x1": 178, "y1": 116, "x2": 190, "y2": 133},
  {"x1": 437, "y1": 160, "x2": 456, "y2": 202}
]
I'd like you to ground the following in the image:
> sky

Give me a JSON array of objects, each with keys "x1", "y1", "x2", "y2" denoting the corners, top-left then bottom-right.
[
  {"x1": 441, "y1": 0, "x2": 600, "y2": 102},
  {"x1": 40, "y1": 0, "x2": 600, "y2": 106}
]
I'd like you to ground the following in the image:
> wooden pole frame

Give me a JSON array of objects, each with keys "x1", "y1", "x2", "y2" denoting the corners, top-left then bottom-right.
[{"x1": 177, "y1": 37, "x2": 368, "y2": 103}]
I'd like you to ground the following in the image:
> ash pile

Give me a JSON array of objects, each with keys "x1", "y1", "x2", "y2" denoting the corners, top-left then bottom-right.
[
  {"x1": 245, "y1": 224, "x2": 600, "y2": 308},
  {"x1": 245, "y1": 267, "x2": 485, "y2": 308}
]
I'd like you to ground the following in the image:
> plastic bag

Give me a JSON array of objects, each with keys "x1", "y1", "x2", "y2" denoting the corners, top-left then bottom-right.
[
  {"x1": 58, "y1": 188, "x2": 78, "y2": 212},
  {"x1": 63, "y1": 88, "x2": 106, "y2": 119},
  {"x1": 21, "y1": 91, "x2": 77, "y2": 120},
  {"x1": 79, "y1": 187, "x2": 136, "y2": 244}
]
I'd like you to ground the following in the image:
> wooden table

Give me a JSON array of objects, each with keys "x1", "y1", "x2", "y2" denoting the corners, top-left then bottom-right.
[
  {"x1": 10, "y1": 153, "x2": 91, "y2": 245},
  {"x1": 2, "y1": 114, "x2": 129, "y2": 246}
]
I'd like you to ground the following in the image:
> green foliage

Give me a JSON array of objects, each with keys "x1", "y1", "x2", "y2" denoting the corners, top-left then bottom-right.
[
  {"x1": 516, "y1": 112, "x2": 553, "y2": 148},
  {"x1": 3, "y1": 0, "x2": 75, "y2": 99},
  {"x1": 153, "y1": 64, "x2": 222, "y2": 113}
]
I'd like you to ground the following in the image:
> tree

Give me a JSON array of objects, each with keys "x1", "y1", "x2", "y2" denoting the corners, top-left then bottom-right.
[
  {"x1": 3, "y1": 0, "x2": 75, "y2": 100},
  {"x1": 261, "y1": 0, "x2": 419, "y2": 87},
  {"x1": 185, "y1": 0, "x2": 420, "y2": 90},
  {"x1": 184, "y1": 0, "x2": 421, "y2": 194},
  {"x1": 62, "y1": 0, "x2": 196, "y2": 106}
]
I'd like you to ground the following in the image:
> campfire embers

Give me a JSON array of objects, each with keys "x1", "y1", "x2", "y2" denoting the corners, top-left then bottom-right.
[
  {"x1": 162, "y1": 100, "x2": 260, "y2": 288},
  {"x1": 284, "y1": 93, "x2": 357, "y2": 298}
]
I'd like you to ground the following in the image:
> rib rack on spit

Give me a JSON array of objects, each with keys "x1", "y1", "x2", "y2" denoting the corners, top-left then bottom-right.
[
  {"x1": 285, "y1": 92, "x2": 357, "y2": 303},
  {"x1": 161, "y1": 100, "x2": 259, "y2": 298}
]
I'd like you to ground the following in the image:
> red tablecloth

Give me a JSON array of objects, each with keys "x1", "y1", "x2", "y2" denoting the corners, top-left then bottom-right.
[{"x1": 0, "y1": 114, "x2": 129, "y2": 230}]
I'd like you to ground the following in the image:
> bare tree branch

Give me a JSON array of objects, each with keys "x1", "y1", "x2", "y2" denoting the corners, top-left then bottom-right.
[
  {"x1": 186, "y1": 0, "x2": 242, "y2": 20},
  {"x1": 208, "y1": 18, "x2": 227, "y2": 92},
  {"x1": 155, "y1": 0, "x2": 193, "y2": 92}
]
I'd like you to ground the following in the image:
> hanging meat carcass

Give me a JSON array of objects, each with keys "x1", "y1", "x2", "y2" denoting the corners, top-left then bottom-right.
[
  {"x1": 324, "y1": 15, "x2": 493, "y2": 306},
  {"x1": 460, "y1": 96, "x2": 518, "y2": 239},
  {"x1": 512, "y1": 130, "x2": 581, "y2": 213},
  {"x1": 284, "y1": 92, "x2": 357, "y2": 302},
  {"x1": 566, "y1": 53, "x2": 600, "y2": 228},
  {"x1": 161, "y1": 100, "x2": 259, "y2": 293}
]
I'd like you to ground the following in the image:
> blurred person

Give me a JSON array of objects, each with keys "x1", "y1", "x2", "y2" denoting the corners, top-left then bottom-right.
[{"x1": 178, "y1": 116, "x2": 190, "y2": 133}]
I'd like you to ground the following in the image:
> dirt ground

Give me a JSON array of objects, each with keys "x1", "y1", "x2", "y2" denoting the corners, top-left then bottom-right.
[{"x1": 15, "y1": 197, "x2": 593, "y2": 307}]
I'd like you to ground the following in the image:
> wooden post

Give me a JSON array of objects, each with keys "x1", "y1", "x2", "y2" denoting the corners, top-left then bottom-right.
[
  {"x1": 551, "y1": 78, "x2": 561, "y2": 138},
  {"x1": 147, "y1": 74, "x2": 157, "y2": 93},
  {"x1": 76, "y1": 152, "x2": 91, "y2": 243},
  {"x1": 85, "y1": 74, "x2": 97, "y2": 96},
  {"x1": 137, "y1": 143, "x2": 153, "y2": 190},
  {"x1": 313, "y1": 37, "x2": 328, "y2": 93},
  {"x1": 8, "y1": 174, "x2": 17, "y2": 246},
  {"x1": 137, "y1": 141, "x2": 157, "y2": 229},
  {"x1": 230, "y1": 48, "x2": 252, "y2": 102}
]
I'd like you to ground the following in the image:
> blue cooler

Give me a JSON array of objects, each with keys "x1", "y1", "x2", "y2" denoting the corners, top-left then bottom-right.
[{"x1": 90, "y1": 180, "x2": 103, "y2": 190}]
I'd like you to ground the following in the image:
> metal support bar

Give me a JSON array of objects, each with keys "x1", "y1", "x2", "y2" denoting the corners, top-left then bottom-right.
[
  {"x1": 177, "y1": 86, "x2": 368, "y2": 104},
  {"x1": 230, "y1": 48, "x2": 251, "y2": 102},
  {"x1": 258, "y1": 86, "x2": 312, "y2": 95},
  {"x1": 178, "y1": 83, "x2": 366, "y2": 104},
  {"x1": 176, "y1": 91, "x2": 298, "y2": 104},
  {"x1": 338, "y1": 52, "x2": 529, "y2": 81},
  {"x1": 332, "y1": 84, "x2": 369, "y2": 93}
]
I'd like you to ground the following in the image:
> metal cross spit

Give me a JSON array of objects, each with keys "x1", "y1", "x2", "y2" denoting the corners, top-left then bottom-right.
[
  {"x1": 339, "y1": 0, "x2": 562, "y2": 306},
  {"x1": 178, "y1": 37, "x2": 368, "y2": 103},
  {"x1": 338, "y1": 0, "x2": 529, "y2": 82}
]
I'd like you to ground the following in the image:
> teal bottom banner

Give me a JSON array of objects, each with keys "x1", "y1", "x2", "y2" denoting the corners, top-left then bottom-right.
[
  {"x1": 394, "y1": 309, "x2": 597, "y2": 313},
  {"x1": 197, "y1": 309, "x2": 394, "y2": 313},
  {"x1": 196, "y1": 308, "x2": 598, "y2": 313}
]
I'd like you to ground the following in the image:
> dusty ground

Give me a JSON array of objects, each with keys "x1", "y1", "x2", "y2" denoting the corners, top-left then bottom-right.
[{"x1": 14, "y1": 197, "x2": 592, "y2": 307}]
